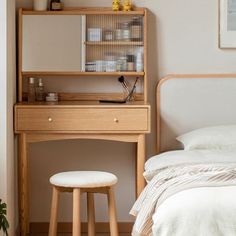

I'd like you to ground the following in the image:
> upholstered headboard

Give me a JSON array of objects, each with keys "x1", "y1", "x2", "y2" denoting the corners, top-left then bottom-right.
[{"x1": 156, "y1": 74, "x2": 236, "y2": 153}]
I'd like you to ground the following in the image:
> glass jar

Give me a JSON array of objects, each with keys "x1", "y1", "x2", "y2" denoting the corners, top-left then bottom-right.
[
  {"x1": 105, "y1": 53, "x2": 117, "y2": 72},
  {"x1": 130, "y1": 17, "x2": 142, "y2": 41},
  {"x1": 116, "y1": 54, "x2": 127, "y2": 71},
  {"x1": 85, "y1": 62, "x2": 96, "y2": 72},
  {"x1": 104, "y1": 29, "x2": 114, "y2": 41},
  {"x1": 115, "y1": 23, "x2": 123, "y2": 41},
  {"x1": 120, "y1": 56, "x2": 127, "y2": 71},
  {"x1": 121, "y1": 22, "x2": 130, "y2": 41},
  {"x1": 95, "y1": 60, "x2": 105, "y2": 72},
  {"x1": 46, "y1": 92, "x2": 58, "y2": 102}
]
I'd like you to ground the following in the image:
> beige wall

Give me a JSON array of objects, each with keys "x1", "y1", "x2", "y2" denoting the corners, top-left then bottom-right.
[
  {"x1": 15, "y1": 0, "x2": 236, "y2": 223},
  {"x1": 0, "y1": 0, "x2": 7, "y2": 204},
  {"x1": 0, "y1": 0, "x2": 16, "y2": 235},
  {"x1": 7, "y1": 0, "x2": 17, "y2": 234}
]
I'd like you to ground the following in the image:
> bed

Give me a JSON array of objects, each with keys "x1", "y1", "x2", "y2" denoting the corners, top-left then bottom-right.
[{"x1": 130, "y1": 74, "x2": 236, "y2": 236}]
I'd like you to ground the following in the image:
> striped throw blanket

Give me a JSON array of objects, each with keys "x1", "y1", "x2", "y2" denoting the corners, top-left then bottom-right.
[{"x1": 130, "y1": 163, "x2": 236, "y2": 236}]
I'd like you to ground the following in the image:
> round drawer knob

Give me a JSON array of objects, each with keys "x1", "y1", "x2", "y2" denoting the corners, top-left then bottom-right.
[
  {"x1": 114, "y1": 118, "x2": 119, "y2": 123},
  {"x1": 48, "y1": 117, "x2": 53, "y2": 122}
]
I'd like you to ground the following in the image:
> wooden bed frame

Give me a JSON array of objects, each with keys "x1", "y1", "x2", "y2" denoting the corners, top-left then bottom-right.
[{"x1": 156, "y1": 74, "x2": 236, "y2": 153}]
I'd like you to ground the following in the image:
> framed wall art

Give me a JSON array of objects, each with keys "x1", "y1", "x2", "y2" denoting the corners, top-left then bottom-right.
[{"x1": 219, "y1": 0, "x2": 236, "y2": 48}]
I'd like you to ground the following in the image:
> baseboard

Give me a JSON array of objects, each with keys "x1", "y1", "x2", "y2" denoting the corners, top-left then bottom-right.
[
  {"x1": 30, "y1": 222, "x2": 133, "y2": 233},
  {"x1": 15, "y1": 226, "x2": 20, "y2": 236}
]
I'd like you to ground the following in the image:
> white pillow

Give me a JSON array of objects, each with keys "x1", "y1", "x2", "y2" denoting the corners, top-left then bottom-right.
[
  {"x1": 176, "y1": 125, "x2": 236, "y2": 150},
  {"x1": 144, "y1": 150, "x2": 202, "y2": 182},
  {"x1": 144, "y1": 149, "x2": 236, "y2": 182}
]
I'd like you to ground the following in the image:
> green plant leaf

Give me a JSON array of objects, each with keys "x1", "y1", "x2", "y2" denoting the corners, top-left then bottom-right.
[{"x1": 0, "y1": 199, "x2": 9, "y2": 235}]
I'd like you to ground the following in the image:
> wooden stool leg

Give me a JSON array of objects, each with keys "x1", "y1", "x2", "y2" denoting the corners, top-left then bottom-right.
[
  {"x1": 73, "y1": 188, "x2": 81, "y2": 236},
  {"x1": 87, "y1": 193, "x2": 96, "y2": 236},
  {"x1": 107, "y1": 187, "x2": 119, "y2": 236},
  {"x1": 49, "y1": 186, "x2": 60, "y2": 236}
]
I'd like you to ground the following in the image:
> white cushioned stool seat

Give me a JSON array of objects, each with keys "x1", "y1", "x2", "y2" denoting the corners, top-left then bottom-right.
[
  {"x1": 50, "y1": 171, "x2": 118, "y2": 188},
  {"x1": 49, "y1": 170, "x2": 119, "y2": 236}
]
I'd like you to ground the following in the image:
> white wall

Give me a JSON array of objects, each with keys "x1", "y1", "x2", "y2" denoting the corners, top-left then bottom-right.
[
  {"x1": 0, "y1": 0, "x2": 16, "y2": 235},
  {"x1": 0, "y1": 0, "x2": 7, "y2": 205},
  {"x1": 7, "y1": 0, "x2": 16, "y2": 234},
  {"x1": 15, "y1": 0, "x2": 236, "y2": 224}
]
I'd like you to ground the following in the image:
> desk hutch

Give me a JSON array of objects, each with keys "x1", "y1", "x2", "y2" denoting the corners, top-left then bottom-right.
[{"x1": 14, "y1": 7, "x2": 150, "y2": 236}]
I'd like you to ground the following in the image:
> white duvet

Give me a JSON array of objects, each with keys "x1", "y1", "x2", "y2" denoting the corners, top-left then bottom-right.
[
  {"x1": 131, "y1": 150, "x2": 236, "y2": 236},
  {"x1": 152, "y1": 186, "x2": 236, "y2": 236}
]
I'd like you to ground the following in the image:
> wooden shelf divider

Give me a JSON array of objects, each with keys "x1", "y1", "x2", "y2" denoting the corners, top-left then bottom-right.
[
  {"x1": 22, "y1": 8, "x2": 146, "y2": 16},
  {"x1": 22, "y1": 71, "x2": 145, "y2": 77},
  {"x1": 85, "y1": 41, "x2": 144, "y2": 46}
]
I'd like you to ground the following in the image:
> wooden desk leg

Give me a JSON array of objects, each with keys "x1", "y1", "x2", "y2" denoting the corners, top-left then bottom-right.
[
  {"x1": 136, "y1": 134, "x2": 145, "y2": 197},
  {"x1": 18, "y1": 133, "x2": 29, "y2": 236}
]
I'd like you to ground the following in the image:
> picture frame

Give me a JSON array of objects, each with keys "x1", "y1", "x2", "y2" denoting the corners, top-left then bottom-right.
[{"x1": 219, "y1": 0, "x2": 236, "y2": 48}]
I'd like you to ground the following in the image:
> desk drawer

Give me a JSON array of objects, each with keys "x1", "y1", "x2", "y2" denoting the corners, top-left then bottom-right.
[{"x1": 16, "y1": 107, "x2": 149, "y2": 132}]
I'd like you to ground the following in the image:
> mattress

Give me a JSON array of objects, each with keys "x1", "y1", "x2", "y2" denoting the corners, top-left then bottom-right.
[{"x1": 131, "y1": 150, "x2": 236, "y2": 236}]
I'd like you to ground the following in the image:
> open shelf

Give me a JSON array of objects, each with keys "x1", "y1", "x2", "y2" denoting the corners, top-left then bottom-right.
[
  {"x1": 22, "y1": 92, "x2": 144, "y2": 102},
  {"x1": 22, "y1": 71, "x2": 145, "y2": 77},
  {"x1": 85, "y1": 41, "x2": 144, "y2": 46},
  {"x1": 22, "y1": 8, "x2": 146, "y2": 16}
]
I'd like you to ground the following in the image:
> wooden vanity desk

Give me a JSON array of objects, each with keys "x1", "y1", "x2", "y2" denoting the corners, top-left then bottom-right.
[
  {"x1": 15, "y1": 101, "x2": 150, "y2": 235},
  {"x1": 15, "y1": 7, "x2": 150, "y2": 236}
]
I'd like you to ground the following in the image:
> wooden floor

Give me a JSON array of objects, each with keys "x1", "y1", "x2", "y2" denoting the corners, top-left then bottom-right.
[{"x1": 30, "y1": 234, "x2": 130, "y2": 236}]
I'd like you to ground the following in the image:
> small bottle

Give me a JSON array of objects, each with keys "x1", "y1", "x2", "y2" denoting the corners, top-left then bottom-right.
[
  {"x1": 50, "y1": 0, "x2": 63, "y2": 11},
  {"x1": 127, "y1": 54, "x2": 135, "y2": 71},
  {"x1": 36, "y1": 78, "x2": 45, "y2": 101},
  {"x1": 130, "y1": 17, "x2": 142, "y2": 41},
  {"x1": 28, "y1": 77, "x2": 36, "y2": 102}
]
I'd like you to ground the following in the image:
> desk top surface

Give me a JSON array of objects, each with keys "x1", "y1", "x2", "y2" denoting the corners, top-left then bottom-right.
[{"x1": 15, "y1": 101, "x2": 150, "y2": 108}]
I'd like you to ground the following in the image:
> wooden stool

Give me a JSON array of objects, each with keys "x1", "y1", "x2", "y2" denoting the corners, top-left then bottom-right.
[{"x1": 48, "y1": 171, "x2": 119, "y2": 236}]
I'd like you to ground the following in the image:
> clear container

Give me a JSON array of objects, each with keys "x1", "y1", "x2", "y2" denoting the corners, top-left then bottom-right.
[
  {"x1": 85, "y1": 62, "x2": 96, "y2": 72},
  {"x1": 95, "y1": 60, "x2": 105, "y2": 72},
  {"x1": 105, "y1": 60, "x2": 116, "y2": 72},
  {"x1": 115, "y1": 23, "x2": 123, "y2": 41},
  {"x1": 33, "y1": 0, "x2": 48, "y2": 11},
  {"x1": 120, "y1": 56, "x2": 127, "y2": 71},
  {"x1": 104, "y1": 29, "x2": 114, "y2": 41},
  {"x1": 28, "y1": 77, "x2": 36, "y2": 102},
  {"x1": 116, "y1": 58, "x2": 123, "y2": 72},
  {"x1": 121, "y1": 22, "x2": 130, "y2": 41},
  {"x1": 105, "y1": 53, "x2": 117, "y2": 72},
  {"x1": 136, "y1": 48, "x2": 143, "y2": 72},
  {"x1": 130, "y1": 17, "x2": 142, "y2": 41},
  {"x1": 87, "y1": 28, "x2": 102, "y2": 42},
  {"x1": 115, "y1": 28, "x2": 123, "y2": 41},
  {"x1": 46, "y1": 92, "x2": 58, "y2": 102}
]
